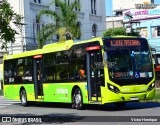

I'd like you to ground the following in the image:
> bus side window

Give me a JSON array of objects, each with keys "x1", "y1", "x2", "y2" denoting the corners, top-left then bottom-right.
[
  {"x1": 17, "y1": 59, "x2": 24, "y2": 77},
  {"x1": 24, "y1": 57, "x2": 32, "y2": 76},
  {"x1": 18, "y1": 65, "x2": 23, "y2": 76},
  {"x1": 79, "y1": 64, "x2": 86, "y2": 80}
]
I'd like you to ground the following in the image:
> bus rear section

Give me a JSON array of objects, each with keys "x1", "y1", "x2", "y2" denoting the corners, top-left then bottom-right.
[{"x1": 100, "y1": 37, "x2": 155, "y2": 105}]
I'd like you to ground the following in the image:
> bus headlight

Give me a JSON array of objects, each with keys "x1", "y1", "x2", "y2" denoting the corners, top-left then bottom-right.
[
  {"x1": 147, "y1": 83, "x2": 155, "y2": 91},
  {"x1": 107, "y1": 83, "x2": 120, "y2": 94}
]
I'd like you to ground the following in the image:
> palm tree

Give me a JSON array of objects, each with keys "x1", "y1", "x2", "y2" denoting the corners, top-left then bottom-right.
[{"x1": 37, "y1": 0, "x2": 80, "y2": 49}]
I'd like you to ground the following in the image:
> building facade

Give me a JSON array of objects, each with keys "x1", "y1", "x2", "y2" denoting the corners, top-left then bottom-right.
[
  {"x1": 123, "y1": 6, "x2": 160, "y2": 54},
  {"x1": 3, "y1": 0, "x2": 106, "y2": 54},
  {"x1": 112, "y1": 0, "x2": 151, "y2": 13},
  {"x1": 0, "y1": 0, "x2": 106, "y2": 81},
  {"x1": 106, "y1": 0, "x2": 154, "y2": 29},
  {"x1": 106, "y1": 0, "x2": 160, "y2": 54},
  {"x1": 106, "y1": 16, "x2": 123, "y2": 28}
]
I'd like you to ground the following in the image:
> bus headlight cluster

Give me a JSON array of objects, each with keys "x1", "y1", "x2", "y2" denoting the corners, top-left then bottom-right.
[
  {"x1": 147, "y1": 83, "x2": 155, "y2": 91},
  {"x1": 107, "y1": 83, "x2": 120, "y2": 94}
]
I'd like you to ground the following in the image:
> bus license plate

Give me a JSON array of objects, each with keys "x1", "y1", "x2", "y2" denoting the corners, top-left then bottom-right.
[{"x1": 130, "y1": 97, "x2": 139, "y2": 101}]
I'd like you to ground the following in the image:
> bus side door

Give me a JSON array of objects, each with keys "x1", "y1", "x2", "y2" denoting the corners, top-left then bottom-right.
[
  {"x1": 33, "y1": 55, "x2": 43, "y2": 99},
  {"x1": 86, "y1": 49, "x2": 104, "y2": 102}
]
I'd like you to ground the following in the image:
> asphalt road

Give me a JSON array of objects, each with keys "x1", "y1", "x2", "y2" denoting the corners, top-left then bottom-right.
[{"x1": 0, "y1": 96, "x2": 160, "y2": 125}]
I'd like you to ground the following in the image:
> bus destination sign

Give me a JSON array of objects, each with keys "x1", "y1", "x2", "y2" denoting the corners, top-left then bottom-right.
[{"x1": 110, "y1": 40, "x2": 140, "y2": 47}]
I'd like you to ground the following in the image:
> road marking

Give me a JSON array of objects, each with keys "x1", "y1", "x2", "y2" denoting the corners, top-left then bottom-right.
[{"x1": 0, "y1": 96, "x2": 20, "y2": 108}]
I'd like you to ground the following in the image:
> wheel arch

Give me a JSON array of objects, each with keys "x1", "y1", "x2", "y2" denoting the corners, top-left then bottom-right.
[
  {"x1": 71, "y1": 85, "x2": 81, "y2": 99},
  {"x1": 19, "y1": 86, "x2": 25, "y2": 100}
]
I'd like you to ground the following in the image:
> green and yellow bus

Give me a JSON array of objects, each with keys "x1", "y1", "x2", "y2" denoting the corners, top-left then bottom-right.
[{"x1": 3, "y1": 36, "x2": 155, "y2": 109}]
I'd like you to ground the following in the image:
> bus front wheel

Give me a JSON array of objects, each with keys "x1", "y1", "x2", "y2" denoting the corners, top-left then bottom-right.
[
  {"x1": 20, "y1": 89, "x2": 28, "y2": 106},
  {"x1": 72, "y1": 88, "x2": 83, "y2": 110}
]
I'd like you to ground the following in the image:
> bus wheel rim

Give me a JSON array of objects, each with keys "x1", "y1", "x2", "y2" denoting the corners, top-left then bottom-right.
[
  {"x1": 75, "y1": 94, "x2": 81, "y2": 105},
  {"x1": 21, "y1": 91, "x2": 26, "y2": 104}
]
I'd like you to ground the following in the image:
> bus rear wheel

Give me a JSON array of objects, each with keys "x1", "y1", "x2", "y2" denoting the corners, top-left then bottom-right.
[
  {"x1": 20, "y1": 89, "x2": 28, "y2": 106},
  {"x1": 72, "y1": 88, "x2": 83, "y2": 110}
]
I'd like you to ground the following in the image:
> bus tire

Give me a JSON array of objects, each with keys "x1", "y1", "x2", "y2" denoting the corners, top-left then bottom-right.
[
  {"x1": 20, "y1": 89, "x2": 28, "y2": 106},
  {"x1": 72, "y1": 88, "x2": 83, "y2": 110}
]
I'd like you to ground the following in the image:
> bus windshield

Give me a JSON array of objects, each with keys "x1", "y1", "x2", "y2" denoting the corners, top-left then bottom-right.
[{"x1": 103, "y1": 38, "x2": 153, "y2": 85}]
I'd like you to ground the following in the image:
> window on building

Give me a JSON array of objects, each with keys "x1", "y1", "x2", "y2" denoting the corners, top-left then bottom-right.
[
  {"x1": 33, "y1": 23, "x2": 36, "y2": 43},
  {"x1": 92, "y1": 24, "x2": 97, "y2": 37},
  {"x1": 65, "y1": 0, "x2": 70, "y2": 5},
  {"x1": 75, "y1": 0, "x2": 80, "y2": 11},
  {"x1": 139, "y1": 27, "x2": 148, "y2": 38},
  {"x1": 38, "y1": 0, "x2": 41, "y2": 4},
  {"x1": 36, "y1": 15, "x2": 40, "y2": 32},
  {"x1": 55, "y1": 2, "x2": 58, "y2": 7},
  {"x1": 151, "y1": 26, "x2": 160, "y2": 38},
  {"x1": 76, "y1": 22, "x2": 81, "y2": 39},
  {"x1": 56, "y1": 19, "x2": 59, "y2": 40},
  {"x1": 36, "y1": 24, "x2": 40, "y2": 32},
  {"x1": 115, "y1": 11, "x2": 122, "y2": 16},
  {"x1": 34, "y1": 0, "x2": 36, "y2": 3},
  {"x1": 91, "y1": 0, "x2": 96, "y2": 14}
]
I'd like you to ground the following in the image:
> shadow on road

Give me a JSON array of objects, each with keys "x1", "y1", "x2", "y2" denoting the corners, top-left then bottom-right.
[
  {"x1": 13, "y1": 101, "x2": 160, "y2": 112},
  {"x1": 86, "y1": 102, "x2": 160, "y2": 111},
  {"x1": 4, "y1": 102, "x2": 160, "y2": 123}
]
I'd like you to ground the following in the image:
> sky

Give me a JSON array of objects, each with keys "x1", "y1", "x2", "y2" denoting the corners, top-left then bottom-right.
[
  {"x1": 106, "y1": 0, "x2": 112, "y2": 16},
  {"x1": 105, "y1": 0, "x2": 160, "y2": 16}
]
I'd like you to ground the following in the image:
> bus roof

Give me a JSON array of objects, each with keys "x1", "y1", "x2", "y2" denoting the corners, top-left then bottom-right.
[
  {"x1": 4, "y1": 37, "x2": 102, "y2": 60},
  {"x1": 3, "y1": 36, "x2": 141, "y2": 60}
]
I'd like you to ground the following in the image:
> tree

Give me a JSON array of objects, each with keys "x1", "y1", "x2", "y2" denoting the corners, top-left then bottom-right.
[
  {"x1": 103, "y1": 27, "x2": 126, "y2": 37},
  {"x1": 103, "y1": 27, "x2": 140, "y2": 37},
  {"x1": 0, "y1": 0, "x2": 21, "y2": 50},
  {"x1": 37, "y1": 0, "x2": 80, "y2": 49}
]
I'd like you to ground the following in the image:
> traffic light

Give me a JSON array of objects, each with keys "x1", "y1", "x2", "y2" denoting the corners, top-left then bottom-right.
[{"x1": 157, "y1": 26, "x2": 160, "y2": 36}]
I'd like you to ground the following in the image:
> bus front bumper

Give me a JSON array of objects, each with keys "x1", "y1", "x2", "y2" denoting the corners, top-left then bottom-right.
[{"x1": 103, "y1": 88, "x2": 155, "y2": 104}]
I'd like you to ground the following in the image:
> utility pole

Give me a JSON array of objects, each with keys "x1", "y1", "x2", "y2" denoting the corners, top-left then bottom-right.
[
  {"x1": 125, "y1": 13, "x2": 133, "y2": 35},
  {"x1": 124, "y1": 13, "x2": 140, "y2": 36}
]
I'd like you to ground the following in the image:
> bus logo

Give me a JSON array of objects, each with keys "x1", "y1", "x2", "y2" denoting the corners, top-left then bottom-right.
[
  {"x1": 2, "y1": 117, "x2": 11, "y2": 122},
  {"x1": 56, "y1": 88, "x2": 68, "y2": 94}
]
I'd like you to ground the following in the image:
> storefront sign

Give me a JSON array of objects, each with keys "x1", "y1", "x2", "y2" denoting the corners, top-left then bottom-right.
[
  {"x1": 124, "y1": 9, "x2": 160, "y2": 17},
  {"x1": 123, "y1": 8, "x2": 160, "y2": 22},
  {"x1": 135, "y1": 4, "x2": 158, "y2": 9}
]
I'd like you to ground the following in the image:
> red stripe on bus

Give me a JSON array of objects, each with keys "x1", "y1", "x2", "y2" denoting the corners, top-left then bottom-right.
[
  {"x1": 33, "y1": 55, "x2": 42, "y2": 59},
  {"x1": 86, "y1": 46, "x2": 100, "y2": 51},
  {"x1": 155, "y1": 68, "x2": 160, "y2": 71}
]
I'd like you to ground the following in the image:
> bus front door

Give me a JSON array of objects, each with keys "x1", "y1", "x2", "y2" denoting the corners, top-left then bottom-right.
[
  {"x1": 33, "y1": 57, "x2": 43, "y2": 99},
  {"x1": 86, "y1": 50, "x2": 104, "y2": 102}
]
